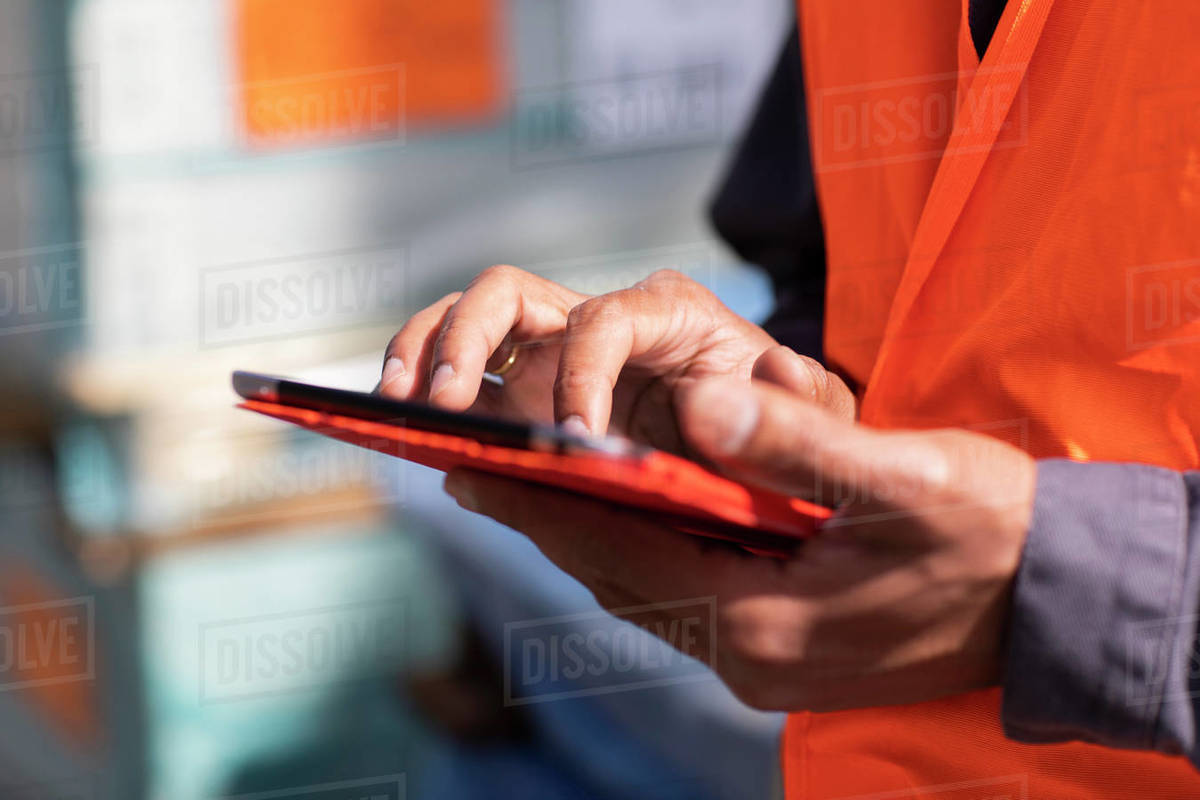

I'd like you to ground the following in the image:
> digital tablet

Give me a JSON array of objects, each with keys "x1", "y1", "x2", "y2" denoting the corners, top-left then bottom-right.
[
  {"x1": 233, "y1": 370, "x2": 831, "y2": 555},
  {"x1": 233, "y1": 370, "x2": 641, "y2": 457}
]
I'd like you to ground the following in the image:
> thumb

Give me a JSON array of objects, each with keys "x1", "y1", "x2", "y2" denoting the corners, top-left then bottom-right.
[
  {"x1": 676, "y1": 376, "x2": 880, "y2": 503},
  {"x1": 751, "y1": 346, "x2": 856, "y2": 421}
]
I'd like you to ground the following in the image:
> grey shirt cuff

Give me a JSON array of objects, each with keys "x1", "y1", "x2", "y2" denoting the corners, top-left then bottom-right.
[{"x1": 1002, "y1": 458, "x2": 1199, "y2": 756}]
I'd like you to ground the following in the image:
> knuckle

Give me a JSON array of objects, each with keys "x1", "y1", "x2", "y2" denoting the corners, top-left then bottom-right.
[
  {"x1": 870, "y1": 431, "x2": 956, "y2": 500},
  {"x1": 640, "y1": 268, "x2": 709, "y2": 300},
  {"x1": 472, "y1": 264, "x2": 525, "y2": 286},
  {"x1": 642, "y1": 268, "x2": 689, "y2": 287},
  {"x1": 566, "y1": 295, "x2": 627, "y2": 331},
  {"x1": 913, "y1": 432, "x2": 959, "y2": 492},
  {"x1": 438, "y1": 313, "x2": 475, "y2": 338},
  {"x1": 553, "y1": 367, "x2": 611, "y2": 397},
  {"x1": 725, "y1": 602, "x2": 809, "y2": 670},
  {"x1": 638, "y1": 269, "x2": 686, "y2": 296},
  {"x1": 731, "y1": 626, "x2": 802, "y2": 671},
  {"x1": 432, "y1": 315, "x2": 482, "y2": 356}
]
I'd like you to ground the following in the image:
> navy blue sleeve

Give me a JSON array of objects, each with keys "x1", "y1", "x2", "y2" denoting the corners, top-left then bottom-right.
[{"x1": 1003, "y1": 459, "x2": 1200, "y2": 764}]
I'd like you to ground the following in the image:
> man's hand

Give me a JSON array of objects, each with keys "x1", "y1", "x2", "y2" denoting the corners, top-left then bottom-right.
[
  {"x1": 380, "y1": 266, "x2": 853, "y2": 454},
  {"x1": 443, "y1": 377, "x2": 1034, "y2": 712}
]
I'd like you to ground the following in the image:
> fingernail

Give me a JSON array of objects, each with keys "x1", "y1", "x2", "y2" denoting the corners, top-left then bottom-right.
[
  {"x1": 688, "y1": 380, "x2": 760, "y2": 456},
  {"x1": 380, "y1": 357, "x2": 407, "y2": 391},
  {"x1": 444, "y1": 472, "x2": 478, "y2": 512},
  {"x1": 429, "y1": 363, "x2": 456, "y2": 400},
  {"x1": 560, "y1": 414, "x2": 591, "y2": 437}
]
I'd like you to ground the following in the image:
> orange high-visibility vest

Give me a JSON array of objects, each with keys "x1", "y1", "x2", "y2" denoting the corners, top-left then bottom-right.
[{"x1": 787, "y1": 0, "x2": 1200, "y2": 797}]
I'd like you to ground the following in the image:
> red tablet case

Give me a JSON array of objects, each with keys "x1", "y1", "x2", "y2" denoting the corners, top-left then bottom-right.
[{"x1": 239, "y1": 399, "x2": 830, "y2": 555}]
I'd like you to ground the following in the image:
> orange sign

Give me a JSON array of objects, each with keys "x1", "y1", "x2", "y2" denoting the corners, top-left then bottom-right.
[{"x1": 235, "y1": 0, "x2": 505, "y2": 148}]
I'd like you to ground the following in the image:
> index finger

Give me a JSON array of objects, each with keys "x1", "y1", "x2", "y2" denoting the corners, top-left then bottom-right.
[
  {"x1": 552, "y1": 285, "x2": 685, "y2": 434},
  {"x1": 426, "y1": 265, "x2": 583, "y2": 410}
]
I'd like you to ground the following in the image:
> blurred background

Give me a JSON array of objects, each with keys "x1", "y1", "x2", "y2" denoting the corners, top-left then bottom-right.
[{"x1": 0, "y1": 1, "x2": 792, "y2": 797}]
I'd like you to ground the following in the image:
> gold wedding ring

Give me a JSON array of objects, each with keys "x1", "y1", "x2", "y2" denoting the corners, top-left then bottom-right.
[{"x1": 491, "y1": 343, "x2": 521, "y2": 377}]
